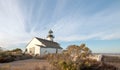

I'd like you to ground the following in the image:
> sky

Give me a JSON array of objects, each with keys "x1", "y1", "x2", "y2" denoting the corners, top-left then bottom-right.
[{"x1": 0, "y1": 0, "x2": 120, "y2": 53}]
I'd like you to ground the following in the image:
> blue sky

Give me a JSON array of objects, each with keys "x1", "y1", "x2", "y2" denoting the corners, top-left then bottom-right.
[{"x1": 0, "y1": 0, "x2": 120, "y2": 53}]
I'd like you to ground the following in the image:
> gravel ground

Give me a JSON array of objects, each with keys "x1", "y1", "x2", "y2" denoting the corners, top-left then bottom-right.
[{"x1": 0, "y1": 59, "x2": 52, "y2": 70}]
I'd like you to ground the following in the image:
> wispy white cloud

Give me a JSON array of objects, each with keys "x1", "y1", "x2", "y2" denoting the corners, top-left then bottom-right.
[
  {"x1": 0, "y1": 0, "x2": 120, "y2": 51},
  {"x1": 52, "y1": 3, "x2": 120, "y2": 41},
  {"x1": 52, "y1": 0, "x2": 67, "y2": 19},
  {"x1": 56, "y1": 32, "x2": 104, "y2": 42},
  {"x1": 0, "y1": 0, "x2": 32, "y2": 48},
  {"x1": 101, "y1": 33, "x2": 120, "y2": 40}
]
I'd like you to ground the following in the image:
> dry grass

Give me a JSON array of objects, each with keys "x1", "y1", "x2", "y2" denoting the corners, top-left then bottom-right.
[
  {"x1": 0, "y1": 59, "x2": 51, "y2": 70},
  {"x1": 106, "y1": 62, "x2": 120, "y2": 70},
  {"x1": 103, "y1": 55, "x2": 120, "y2": 69},
  {"x1": 0, "y1": 55, "x2": 120, "y2": 70}
]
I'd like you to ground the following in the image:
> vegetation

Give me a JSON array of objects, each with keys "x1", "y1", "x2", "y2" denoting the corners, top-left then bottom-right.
[
  {"x1": 11, "y1": 48, "x2": 22, "y2": 54},
  {"x1": 0, "y1": 59, "x2": 50, "y2": 70},
  {"x1": 47, "y1": 44, "x2": 117, "y2": 70},
  {"x1": 0, "y1": 45, "x2": 119, "y2": 70},
  {"x1": 0, "y1": 48, "x2": 32, "y2": 63}
]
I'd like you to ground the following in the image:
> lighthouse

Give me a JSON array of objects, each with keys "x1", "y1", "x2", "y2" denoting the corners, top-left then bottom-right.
[{"x1": 47, "y1": 30, "x2": 54, "y2": 41}]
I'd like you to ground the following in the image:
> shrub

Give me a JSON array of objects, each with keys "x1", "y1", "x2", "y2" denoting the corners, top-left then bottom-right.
[
  {"x1": 34, "y1": 54, "x2": 48, "y2": 59},
  {"x1": 47, "y1": 44, "x2": 117, "y2": 70},
  {"x1": 0, "y1": 52, "x2": 32, "y2": 63}
]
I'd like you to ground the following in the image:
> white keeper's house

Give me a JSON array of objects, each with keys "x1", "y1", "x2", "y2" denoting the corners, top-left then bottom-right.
[{"x1": 25, "y1": 30, "x2": 63, "y2": 56}]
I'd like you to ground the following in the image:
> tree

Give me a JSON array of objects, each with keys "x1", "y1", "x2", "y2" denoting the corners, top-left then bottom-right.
[
  {"x1": 11, "y1": 48, "x2": 22, "y2": 54},
  {"x1": 66, "y1": 44, "x2": 91, "y2": 61}
]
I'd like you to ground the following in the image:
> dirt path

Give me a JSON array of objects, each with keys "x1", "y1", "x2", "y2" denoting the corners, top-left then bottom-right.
[{"x1": 0, "y1": 59, "x2": 52, "y2": 70}]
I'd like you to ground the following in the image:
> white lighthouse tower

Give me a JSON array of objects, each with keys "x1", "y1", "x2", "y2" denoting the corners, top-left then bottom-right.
[{"x1": 47, "y1": 30, "x2": 54, "y2": 41}]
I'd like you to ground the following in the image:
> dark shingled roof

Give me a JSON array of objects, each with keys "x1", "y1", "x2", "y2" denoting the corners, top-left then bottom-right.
[{"x1": 35, "y1": 37, "x2": 62, "y2": 49}]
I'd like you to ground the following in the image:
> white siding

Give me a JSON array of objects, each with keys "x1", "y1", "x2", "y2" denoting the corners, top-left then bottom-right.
[
  {"x1": 58, "y1": 49, "x2": 62, "y2": 53},
  {"x1": 40, "y1": 48, "x2": 56, "y2": 56},
  {"x1": 26, "y1": 38, "x2": 44, "y2": 55},
  {"x1": 26, "y1": 37, "x2": 62, "y2": 55},
  {"x1": 47, "y1": 37, "x2": 53, "y2": 41},
  {"x1": 35, "y1": 46, "x2": 40, "y2": 55},
  {"x1": 40, "y1": 48, "x2": 62, "y2": 56}
]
